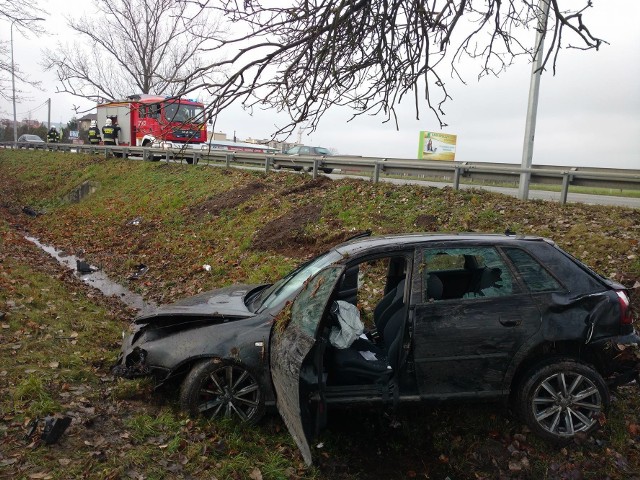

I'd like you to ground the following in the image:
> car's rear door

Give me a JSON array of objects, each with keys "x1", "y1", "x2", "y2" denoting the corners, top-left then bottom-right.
[
  {"x1": 270, "y1": 265, "x2": 345, "y2": 465},
  {"x1": 413, "y1": 245, "x2": 541, "y2": 397}
]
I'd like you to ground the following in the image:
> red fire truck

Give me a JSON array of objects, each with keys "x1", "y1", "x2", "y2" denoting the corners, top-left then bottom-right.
[{"x1": 96, "y1": 94, "x2": 207, "y2": 148}]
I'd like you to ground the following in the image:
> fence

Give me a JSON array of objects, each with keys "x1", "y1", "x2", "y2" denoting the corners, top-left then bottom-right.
[{"x1": 2, "y1": 141, "x2": 639, "y2": 205}]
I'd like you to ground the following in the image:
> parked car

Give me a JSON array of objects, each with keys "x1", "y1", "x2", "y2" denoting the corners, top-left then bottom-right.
[
  {"x1": 113, "y1": 233, "x2": 638, "y2": 465},
  {"x1": 17, "y1": 134, "x2": 45, "y2": 144},
  {"x1": 275, "y1": 145, "x2": 334, "y2": 173}
]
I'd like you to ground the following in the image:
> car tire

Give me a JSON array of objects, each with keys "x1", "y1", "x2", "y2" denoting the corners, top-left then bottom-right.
[
  {"x1": 179, "y1": 358, "x2": 265, "y2": 424},
  {"x1": 322, "y1": 168, "x2": 333, "y2": 174},
  {"x1": 516, "y1": 359, "x2": 609, "y2": 443}
]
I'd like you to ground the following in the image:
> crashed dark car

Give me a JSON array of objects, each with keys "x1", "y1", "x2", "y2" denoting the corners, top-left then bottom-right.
[{"x1": 114, "y1": 233, "x2": 638, "y2": 464}]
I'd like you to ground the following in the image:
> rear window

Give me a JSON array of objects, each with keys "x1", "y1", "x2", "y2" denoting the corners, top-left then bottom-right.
[{"x1": 504, "y1": 247, "x2": 563, "y2": 293}]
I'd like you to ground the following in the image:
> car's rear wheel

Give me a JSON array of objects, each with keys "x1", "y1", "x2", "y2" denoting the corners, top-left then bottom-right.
[
  {"x1": 180, "y1": 358, "x2": 265, "y2": 424},
  {"x1": 516, "y1": 359, "x2": 609, "y2": 443}
]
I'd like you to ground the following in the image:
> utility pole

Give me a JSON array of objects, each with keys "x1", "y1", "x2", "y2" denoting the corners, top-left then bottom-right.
[
  {"x1": 518, "y1": 0, "x2": 551, "y2": 201},
  {"x1": 11, "y1": 21, "x2": 17, "y2": 145},
  {"x1": 47, "y1": 98, "x2": 51, "y2": 130}
]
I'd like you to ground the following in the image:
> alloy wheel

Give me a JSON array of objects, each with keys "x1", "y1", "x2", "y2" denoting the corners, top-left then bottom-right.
[
  {"x1": 197, "y1": 365, "x2": 261, "y2": 421},
  {"x1": 531, "y1": 371, "x2": 602, "y2": 437}
]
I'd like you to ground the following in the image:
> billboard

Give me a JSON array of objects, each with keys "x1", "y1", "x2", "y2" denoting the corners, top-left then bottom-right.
[{"x1": 418, "y1": 131, "x2": 457, "y2": 161}]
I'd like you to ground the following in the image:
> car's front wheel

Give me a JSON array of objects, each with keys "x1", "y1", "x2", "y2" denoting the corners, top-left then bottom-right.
[
  {"x1": 516, "y1": 359, "x2": 609, "y2": 443},
  {"x1": 180, "y1": 358, "x2": 265, "y2": 424}
]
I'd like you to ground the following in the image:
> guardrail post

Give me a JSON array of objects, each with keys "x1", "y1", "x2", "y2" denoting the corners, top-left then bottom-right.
[
  {"x1": 165, "y1": 151, "x2": 171, "y2": 163},
  {"x1": 560, "y1": 173, "x2": 570, "y2": 205},
  {"x1": 453, "y1": 167, "x2": 461, "y2": 190},
  {"x1": 123, "y1": 148, "x2": 129, "y2": 159},
  {"x1": 373, "y1": 162, "x2": 381, "y2": 183},
  {"x1": 225, "y1": 154, "x2": 232, "y2": 168},
  {"x1": 312, "y1": 160, "x2": 319, "y2": 179},
  {"x1": 265, "y1": 156, "x2": 272, "y2": 173},
  {"x1": 192, "y1": 153, "x2": 198, "y2": 165},
  {"x1": 104, "y1": 147, "x2": 109, "y2": 160}
]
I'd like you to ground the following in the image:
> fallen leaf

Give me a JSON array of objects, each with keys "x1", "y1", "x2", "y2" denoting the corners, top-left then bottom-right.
[{"x1": 249, "y1": 468, "x2": 263, "y2": 480}]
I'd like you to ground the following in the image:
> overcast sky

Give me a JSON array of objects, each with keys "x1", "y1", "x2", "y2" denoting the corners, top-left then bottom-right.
[{"x1": 1, "y1": 1, "x2": 638, "y2": 169}]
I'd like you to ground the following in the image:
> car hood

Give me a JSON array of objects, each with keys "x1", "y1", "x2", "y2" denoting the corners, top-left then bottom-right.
[{"x1": 134, "y1": 284, "x2": 262, "y2": 324}]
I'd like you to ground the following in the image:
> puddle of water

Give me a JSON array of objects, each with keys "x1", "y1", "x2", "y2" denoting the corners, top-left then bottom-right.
[
  {"x1": 25, "y1": 236, "x2": 155, "y2": 313},
  {"x1": 64, "y1": 181, "x2": 98, "y2": 203}
]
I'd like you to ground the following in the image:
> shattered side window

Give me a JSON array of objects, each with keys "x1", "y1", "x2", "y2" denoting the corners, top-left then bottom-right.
[
  {"x1": 290, "y1": 266, "x2": 343, "y2": 337},
  {"x1": 504, "y1": 248, "x2": 563, "y2": 293},
  {"x1": 423, "y1": 247, "x2": 515, "y2": 300}
]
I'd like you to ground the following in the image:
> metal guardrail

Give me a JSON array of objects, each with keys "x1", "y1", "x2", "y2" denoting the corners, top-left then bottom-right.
[{"x1": 2, "y1": 141, "x2": 639, "y2": 204}]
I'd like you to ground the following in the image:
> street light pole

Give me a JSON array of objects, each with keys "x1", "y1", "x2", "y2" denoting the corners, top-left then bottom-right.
[
  {"x1": 11, "y1": 21, "x2": 17, "y2": 145},
  {"x1": 518, "y1": 0, "x2": 551, "y2": 201}
]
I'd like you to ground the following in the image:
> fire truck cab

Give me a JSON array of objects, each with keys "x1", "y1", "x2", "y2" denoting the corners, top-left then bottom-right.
[{"x1": 96, "y1": 94, "x2": 207, "y2": 149}]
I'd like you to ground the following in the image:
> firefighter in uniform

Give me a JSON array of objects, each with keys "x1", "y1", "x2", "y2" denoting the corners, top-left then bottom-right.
[
  {"x1": 47, "y1": 127, "x2": 60, "y2": 143},
  {"x1": 101, "y1": 118, "x2": 121, "y2": 146},
  {"x1": 88, "y1": 120, "x2": 101, "y2": 145}
]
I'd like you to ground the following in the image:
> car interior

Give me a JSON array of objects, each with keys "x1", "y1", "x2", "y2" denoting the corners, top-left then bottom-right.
[
  {"x1": 424, "y1": 251, "x2": 509, "y2": 301},
  {"x1": 319, "y1": 256, "x2": 411, "y2": 387}
]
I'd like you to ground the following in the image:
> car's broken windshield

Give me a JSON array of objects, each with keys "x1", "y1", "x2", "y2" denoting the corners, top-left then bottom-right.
[{"x1": 256, "y1": 250, "x2": 343, "y2": 313}]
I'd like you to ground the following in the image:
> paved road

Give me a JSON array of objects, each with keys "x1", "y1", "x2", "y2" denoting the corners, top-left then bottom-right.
[{"x1": 328, "y1": 173, "x2": 640, "y2": 209}]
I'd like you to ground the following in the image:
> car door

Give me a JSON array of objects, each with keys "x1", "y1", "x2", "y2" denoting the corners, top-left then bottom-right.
[
  {"x1": 270, "y1": 265, "x2": 345, "y2": 466},
  {"x1": 412, "y1": 245, "x2": 541, "y2": 398}
]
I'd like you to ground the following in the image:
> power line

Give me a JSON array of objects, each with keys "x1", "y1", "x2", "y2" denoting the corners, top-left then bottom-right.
[{"x1": 15, "y1": 100, "x2": 48, "y2": 118}]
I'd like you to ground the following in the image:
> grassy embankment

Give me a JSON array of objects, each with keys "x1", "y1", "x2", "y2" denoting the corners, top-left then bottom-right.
[{"x1": 1, "y1": 149, "x2": 639, "y2": 479}]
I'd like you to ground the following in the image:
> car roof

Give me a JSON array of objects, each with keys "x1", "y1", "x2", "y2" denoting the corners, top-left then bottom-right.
[{"x1": 333, "y1": 233, "x2": 552, "y2": 256}]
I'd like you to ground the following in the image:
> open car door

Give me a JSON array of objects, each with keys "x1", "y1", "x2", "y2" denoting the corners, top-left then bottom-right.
[{"x1": 270, "y1": 265, "x2": 345, "y2": 465}]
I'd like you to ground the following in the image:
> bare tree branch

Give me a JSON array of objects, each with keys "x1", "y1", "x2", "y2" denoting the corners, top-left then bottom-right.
[
  {"x1": 0, "y1": 0, "x2": 46, "y2": 102},
  {"x1": 182, "y1": 0, "x2": 605, "y2": 137},
  {"x1": 42, "y1": 0, "x2": 223, "y2": 103}
]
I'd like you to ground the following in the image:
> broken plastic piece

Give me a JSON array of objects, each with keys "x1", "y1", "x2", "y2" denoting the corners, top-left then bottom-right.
[
  {"x1": 24, "y1": 417, "x2": 39, "y2": 442},
  {"x1": 22, "y1": 206, "x2": 41, "y2": 217},
  {"x1": 128, "y1": 264, "x2": 149, "y2": 280},
  {"x1": 76, "y1": 260, "x2": 95, "y2": 274},
  {"x1": 41, "y1": 415, "x2": 72, "y2": 444}
]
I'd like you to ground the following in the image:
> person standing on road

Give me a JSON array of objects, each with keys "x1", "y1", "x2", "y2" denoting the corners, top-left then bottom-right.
[
  {"x1": 102, "y1": 118, "x2": 121, "y2": 146},
  {"x1": 88, "y1": 120, "x2": 102, "y2": 145},
  {"x1": 47, "y1": 126, "x2": 60, "y2": 143}
]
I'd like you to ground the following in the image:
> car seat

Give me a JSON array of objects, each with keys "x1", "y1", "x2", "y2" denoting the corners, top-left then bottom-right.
[
  {"x1": 329, "y1": 305, "x2": 408, "y2": 385},
  {"x1": 426, "y1": 274, "x2": 443, "y2": 301}
]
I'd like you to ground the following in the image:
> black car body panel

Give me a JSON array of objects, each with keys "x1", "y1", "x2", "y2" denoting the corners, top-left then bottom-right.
[
  {"x1": 134, "y1": 284, "x2": 261, "y2": 323},
  {"x1": 117, "y1": 284, "x2": 276, "y2": 401}
]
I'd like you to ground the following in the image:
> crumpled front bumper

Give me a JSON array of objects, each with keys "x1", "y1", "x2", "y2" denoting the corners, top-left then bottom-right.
[{"x1": 112, "y1": 330, "x2": 150, "y2": 379}]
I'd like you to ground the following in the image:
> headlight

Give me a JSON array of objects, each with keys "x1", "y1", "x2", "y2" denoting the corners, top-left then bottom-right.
[{"x1": 161, "y1": 141, "x2": 173, "y2": 149}]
